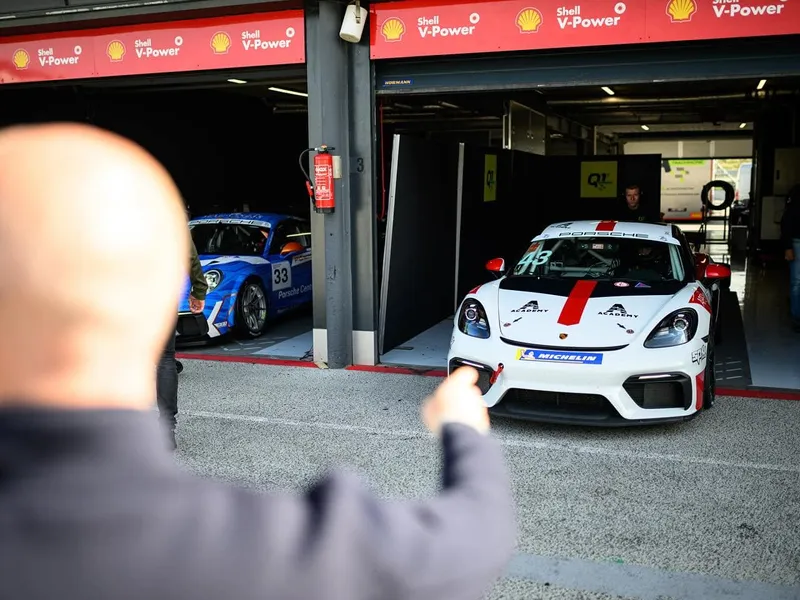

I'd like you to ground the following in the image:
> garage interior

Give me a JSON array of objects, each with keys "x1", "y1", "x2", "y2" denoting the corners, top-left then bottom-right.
[
  {"x1": 0, "y1": 67, "x2": 316, "y2": 361},
  {"x1": 375, "y1": 73, "x2": 800, "y2": 393}
]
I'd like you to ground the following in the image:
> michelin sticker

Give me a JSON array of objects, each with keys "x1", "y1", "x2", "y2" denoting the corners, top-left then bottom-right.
[
  {"x1": 517, "y1": 349, "x2": 603, "y2": 365},
  {"x1": 271, "y1": 261, "x2": 292, "y2": 291}
]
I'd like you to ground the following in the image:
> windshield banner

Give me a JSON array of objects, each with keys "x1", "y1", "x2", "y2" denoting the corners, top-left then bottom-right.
[
  {"x1": 1, "y1": 10, "x2": 304, "y2": 85},
  {"x1": 370, "y1": 0, "x2": 800, "y2": 60}
]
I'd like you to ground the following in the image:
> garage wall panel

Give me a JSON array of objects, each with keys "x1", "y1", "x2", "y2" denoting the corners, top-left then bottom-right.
[{"x1": 379, "y1": 134, "x2": 460, "y2": 354}]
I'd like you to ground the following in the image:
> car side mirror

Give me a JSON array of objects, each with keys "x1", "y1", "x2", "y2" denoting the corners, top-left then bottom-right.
[
  {"x1": 486, "y1": 258, "x2": 505, "y2": 275},
  {"x1": 705, "y1": 263, "x2": 731, "y2": 279},
  {"x1": 694, "y1": 252, "x2": 709, "y2": 280}
]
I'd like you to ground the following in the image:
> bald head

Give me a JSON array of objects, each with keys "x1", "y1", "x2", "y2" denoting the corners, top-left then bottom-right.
[{"x1": 0, "y1": 123, "x2": 189, "y2": 409}]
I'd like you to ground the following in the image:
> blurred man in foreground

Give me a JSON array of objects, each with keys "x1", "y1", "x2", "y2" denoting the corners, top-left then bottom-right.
[{"x1": 0, "y1": 123, "x2": 516, "y2": 600}]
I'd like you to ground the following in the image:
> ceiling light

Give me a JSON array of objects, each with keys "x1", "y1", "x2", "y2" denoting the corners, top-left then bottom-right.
[
  {"x1": 640, "y1": 124, "x2": 650, "y2": 131},
  {"x1": 739, "y1": 122, "x2": 747, "y2": 129},
  {"x1": 757, "y1": 79, "x2": 767, "y2": 90},
  {"x1": 227, "y1": 78, "x2": 247, "y2": 84},
  {"x1": 422, "y1": 104, "x2": 442, "y2": 109},
  {"x1": 268, "y1": 86, "x2": 308, "y2": 98},
  {"x1": 601, "y1": 86, "x2": 615, "y2": 96},
  {"x1": 394, "y1": 103, "x2": 413, "y2": 109},
  {"x1": 439, "y1": 101, "x2": 460, "y2": 109}
]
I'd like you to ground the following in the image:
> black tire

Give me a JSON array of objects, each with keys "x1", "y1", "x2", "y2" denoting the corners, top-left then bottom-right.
[
  {"x1": 176, "y1": 360, "x2": 184, "y2": 374},
  {"x1": 703, "y1": 334, "x2": 716, "y2": 410},
  {"x1": 701, "y1": 180, "x2": 735, "y2": 211},
  {"x1": 234, "y1": 279, "x2": 268, "y2": 338}
]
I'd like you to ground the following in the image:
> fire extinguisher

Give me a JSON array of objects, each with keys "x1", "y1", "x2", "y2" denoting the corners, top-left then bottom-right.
[{"x1": 300, "y1": 145, "x2": 336, "y2": 214}]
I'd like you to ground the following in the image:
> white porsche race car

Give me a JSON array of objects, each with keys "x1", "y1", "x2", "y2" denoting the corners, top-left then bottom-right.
[{"x1": 447, "y1": 220, "x2": 731, "y2": 426}]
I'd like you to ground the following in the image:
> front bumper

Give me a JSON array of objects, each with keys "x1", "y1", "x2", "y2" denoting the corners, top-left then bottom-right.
[
  {"x1": 447, "y1": 331, "x2": 705, "y2": 426},
  {"x1": 176, "y1": 295, "x2": 235, "y2": 343}
]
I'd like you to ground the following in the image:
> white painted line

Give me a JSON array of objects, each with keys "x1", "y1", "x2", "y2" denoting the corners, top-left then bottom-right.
[
  {"x1": 506, "y1": 554, "x2": 800, "y2": 600},
  {"x1": 183, "y1": 410, "x2": 800, "y2": 474}
]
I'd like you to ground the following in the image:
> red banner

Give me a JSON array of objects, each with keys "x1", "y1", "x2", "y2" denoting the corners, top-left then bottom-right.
[
  {"x1": 369, "y1": 0, "x2": 800, "y2": 60},
  {"x1": 0, "y1": 10, "x2": 305, "y2": 85}
]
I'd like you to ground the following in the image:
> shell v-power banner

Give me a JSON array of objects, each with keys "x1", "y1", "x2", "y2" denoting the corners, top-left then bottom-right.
[
  {"x1": 0, "y1": 10, "x2": 304, "y2": 84},
  {"x1": 370, "y1": 0, "x2": 799, "y2": 59}
]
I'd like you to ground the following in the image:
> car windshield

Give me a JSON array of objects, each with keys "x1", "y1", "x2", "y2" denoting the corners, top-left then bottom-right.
[
  {"x1": 510, "y1": 236, "x2": 685, "y2": 283},
  {"x1": 190, "y1": 223, "x2": 270, "y2": 256}
]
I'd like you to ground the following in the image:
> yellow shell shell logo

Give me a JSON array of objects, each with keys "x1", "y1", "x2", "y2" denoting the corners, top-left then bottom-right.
[
  {"x1": 381, "y1": 18, "x2": 406, "y2": 42},
  {"x1": 106, "y1": 40, "x2": 126, "y2": 62},
  {"x1": 12, "y1": 48, "x2": 30, "y2": 70},
  {"x1": 666, "y1": 0, "x2": 697, "y2": 22},
  {"x1": 211, "y1": 32, "x2": 232, "y2": 54},
  {"x1": 516, "y1": 8, "x2": 543, "y2": 33}
]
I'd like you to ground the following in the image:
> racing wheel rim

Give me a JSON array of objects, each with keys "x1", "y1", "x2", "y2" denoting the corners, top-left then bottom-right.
[{"x1": 240, "y1": 282, "x2": 267, "y2": 335}]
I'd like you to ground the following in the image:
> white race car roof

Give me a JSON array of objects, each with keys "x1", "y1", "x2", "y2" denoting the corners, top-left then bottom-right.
[{"x1": 534, "y1": 220, "x2": 679, "y2": 245}]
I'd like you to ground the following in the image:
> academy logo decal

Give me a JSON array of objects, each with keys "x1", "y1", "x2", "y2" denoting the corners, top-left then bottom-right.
[
  {"x1": 511, "y1": 300, "x2": 548, "y2": 313},
  {"x1": 517, "y1": 348, "x2": 603, "y2": 365},
  {"x1": 666, "y1": 0, "x2": 697, "y2": 23},
  {"x1": 599, "y1": 303, "x2": 638, "y2": 318}
]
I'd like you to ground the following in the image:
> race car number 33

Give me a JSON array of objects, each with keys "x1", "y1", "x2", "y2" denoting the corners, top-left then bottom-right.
[
  {"x1": 271, "y1": 261, "x2": 292, "y2": 291},
  {"x1": 517, "y1": 349, "x2": 604, "y2": 365}
]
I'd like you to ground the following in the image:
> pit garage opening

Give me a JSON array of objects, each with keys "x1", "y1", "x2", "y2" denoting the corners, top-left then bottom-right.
[
  {"x1": 375, "y1": 76, "x2": 800, "y2": 392},
  {"x1": 0, "y1": 11, "x2": 317, "y2": 363}
]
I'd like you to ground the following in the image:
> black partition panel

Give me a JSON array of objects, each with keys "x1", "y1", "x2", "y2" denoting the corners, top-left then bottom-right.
[
  {"x1": 379, "y1": 135, "x2": 460, "y2": 354},
  {"x1": 457, "y1": 146, "x2": 546, "y2": 299}
]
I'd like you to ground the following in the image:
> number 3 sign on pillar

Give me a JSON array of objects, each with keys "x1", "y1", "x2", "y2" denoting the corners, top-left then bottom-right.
[{"x1": 271, "y1": 262, "x2": 292, "y2": 291}]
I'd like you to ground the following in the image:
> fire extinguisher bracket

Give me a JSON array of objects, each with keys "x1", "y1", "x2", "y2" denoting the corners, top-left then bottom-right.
[{"x1": 332, "y1": 155, "x2": 343, "y2": 179}]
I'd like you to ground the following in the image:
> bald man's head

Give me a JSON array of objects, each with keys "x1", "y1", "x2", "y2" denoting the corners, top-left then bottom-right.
[{"x1": 0, "y1": 123, "x2": 189, "y2": 409}]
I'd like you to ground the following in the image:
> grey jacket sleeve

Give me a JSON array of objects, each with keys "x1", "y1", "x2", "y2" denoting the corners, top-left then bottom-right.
[{"x1": 221, "y1": 423, "x2": 517, "y2": 600}]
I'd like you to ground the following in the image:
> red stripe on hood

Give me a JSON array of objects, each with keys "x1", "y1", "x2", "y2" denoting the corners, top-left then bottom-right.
[
  {"x1": 595, "y1": 220, "x2": 617, "y2": 231},
  {"x1": 557, "y1": 280, "x2": 598, "y2": 326}
]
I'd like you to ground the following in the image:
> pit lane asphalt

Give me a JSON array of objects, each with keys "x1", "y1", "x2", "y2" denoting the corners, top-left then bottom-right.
[{"x1": 174, "y1": 360, "x2": 800, "y2": 600}]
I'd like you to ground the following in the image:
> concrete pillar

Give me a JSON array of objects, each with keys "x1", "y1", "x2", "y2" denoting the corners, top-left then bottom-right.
[{"x1": 305, "y1": 0, "x2": 377, "y2": 367}]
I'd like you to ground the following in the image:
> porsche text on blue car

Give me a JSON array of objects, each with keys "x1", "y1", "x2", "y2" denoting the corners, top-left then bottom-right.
[{"x1": 177, "y1": 213, "x2": 312, "y2": 340}]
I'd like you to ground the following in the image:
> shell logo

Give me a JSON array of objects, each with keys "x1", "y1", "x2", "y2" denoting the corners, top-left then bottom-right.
[
  {"x1": 12, "y1": 48, "x2": 30, "y2": 70},
  {"x1": 381, "y1": 18, "x2": 406, "y2": 42},
  {"x1": 516, "y1": 8, "x2": 543, "y2": 33},
  {"x1": 211, "y1": 32, "x2": 232, "y2": 54},
  {"x1": 106, "y1": 40, "x2": 126, "y2": 62},
  {"x1": 666, "y1": 0, "x2": 697, "y2": 22}
]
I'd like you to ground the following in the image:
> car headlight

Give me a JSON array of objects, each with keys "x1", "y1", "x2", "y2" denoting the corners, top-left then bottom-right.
[
  {"x1": 644, "y1": 308, "x2": 698, "y2": 348},
  {"x1": 457, "y1": 298, "x2": 491, "y2": 339},
  {"x1": 204, "y1": 269, "x2": 223, "y2": 291}
]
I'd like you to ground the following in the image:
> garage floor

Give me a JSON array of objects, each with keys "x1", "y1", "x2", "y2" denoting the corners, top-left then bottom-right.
[
  {"x1": 177, "y1": 311, "x2": 313, "y2": 361},
  {"x1": 173, "y1": 360, "x2": 800, "y2": 599}
]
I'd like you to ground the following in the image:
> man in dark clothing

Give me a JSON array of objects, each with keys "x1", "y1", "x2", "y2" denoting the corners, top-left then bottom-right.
[
  {"x1": 614, "y1": 184, "x2": 662, "y2": 223},
  {"x1": 0, "y1": 123, "x2": 516, "y2": 600},
  {"x1": 780, "y1": 184, "x2": 800, "y2": 331},
  {"x1": 157, "y1": 239, "x2": 208, "y2": 449}
]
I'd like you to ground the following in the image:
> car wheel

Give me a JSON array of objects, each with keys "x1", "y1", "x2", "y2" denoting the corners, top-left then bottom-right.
[
  {"x1": 234, "y1": 279, "x2": 268, "y2": 338},
  {"x1": 176, "y1": 360, "x2": 184, "y2": 374},
  {"x1": 703, "y1": 336, "x2": 716, "y2": 410}
]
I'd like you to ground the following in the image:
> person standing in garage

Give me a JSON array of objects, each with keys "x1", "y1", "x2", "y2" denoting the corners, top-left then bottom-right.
[
  {"x1": 0, "y1": 122, "x2": 516, "y2": 600},
  {"x1": 614, "y1": 184, "x2": 662, "y2": 222},
  {"x1": 156, "y1": 238, "x2": 207, "y2": 449},
  {"x1": 781, "y1": 184, "x2": 800, "y2": 332}
]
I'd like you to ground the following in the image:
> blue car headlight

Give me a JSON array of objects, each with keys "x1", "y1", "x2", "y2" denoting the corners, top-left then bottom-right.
[
  {"x1": 457, "y1": 298, "x2": 491, "y2": 339},
  {"x1": 644, "y1": 308, "x2": 698, "y2": 348},
  {"x1": 205, "y1": 269, "x2": 223, "y2": 291}
]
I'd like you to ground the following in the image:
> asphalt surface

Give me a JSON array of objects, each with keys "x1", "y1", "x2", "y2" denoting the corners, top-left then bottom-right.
[{"x1": 174, "y1": 360, "x2": 800, "y2": 600}]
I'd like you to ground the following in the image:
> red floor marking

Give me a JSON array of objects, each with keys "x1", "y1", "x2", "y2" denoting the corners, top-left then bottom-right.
[
  {"x1": 175, "y1": 353, "x2": 317, "y2": 369},
  {"x1": 557, "y1": 280, "x2": 598, "y2": 326},
  {"x1": 595, "y1": 220, "x2": 617, "y2": 231},
  {"x1": 346, "y1": 365, "x2": 448, "y2": 377},
  {"x1": 716, "y1": 387, "x2": 800, "y2": 401}
]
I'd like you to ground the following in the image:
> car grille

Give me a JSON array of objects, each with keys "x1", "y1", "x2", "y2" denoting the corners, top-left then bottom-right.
[
  {"x1": 495, "y1": 389, "x2": 618, "y2": 421},
  {"x1": 623, "y1": 374, "x2": 692, "y2": 410}
]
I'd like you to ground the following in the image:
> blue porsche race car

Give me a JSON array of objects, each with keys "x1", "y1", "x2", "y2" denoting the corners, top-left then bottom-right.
[{"x1": 177, "y1": 212, "x2": 312, "y2": 341}]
